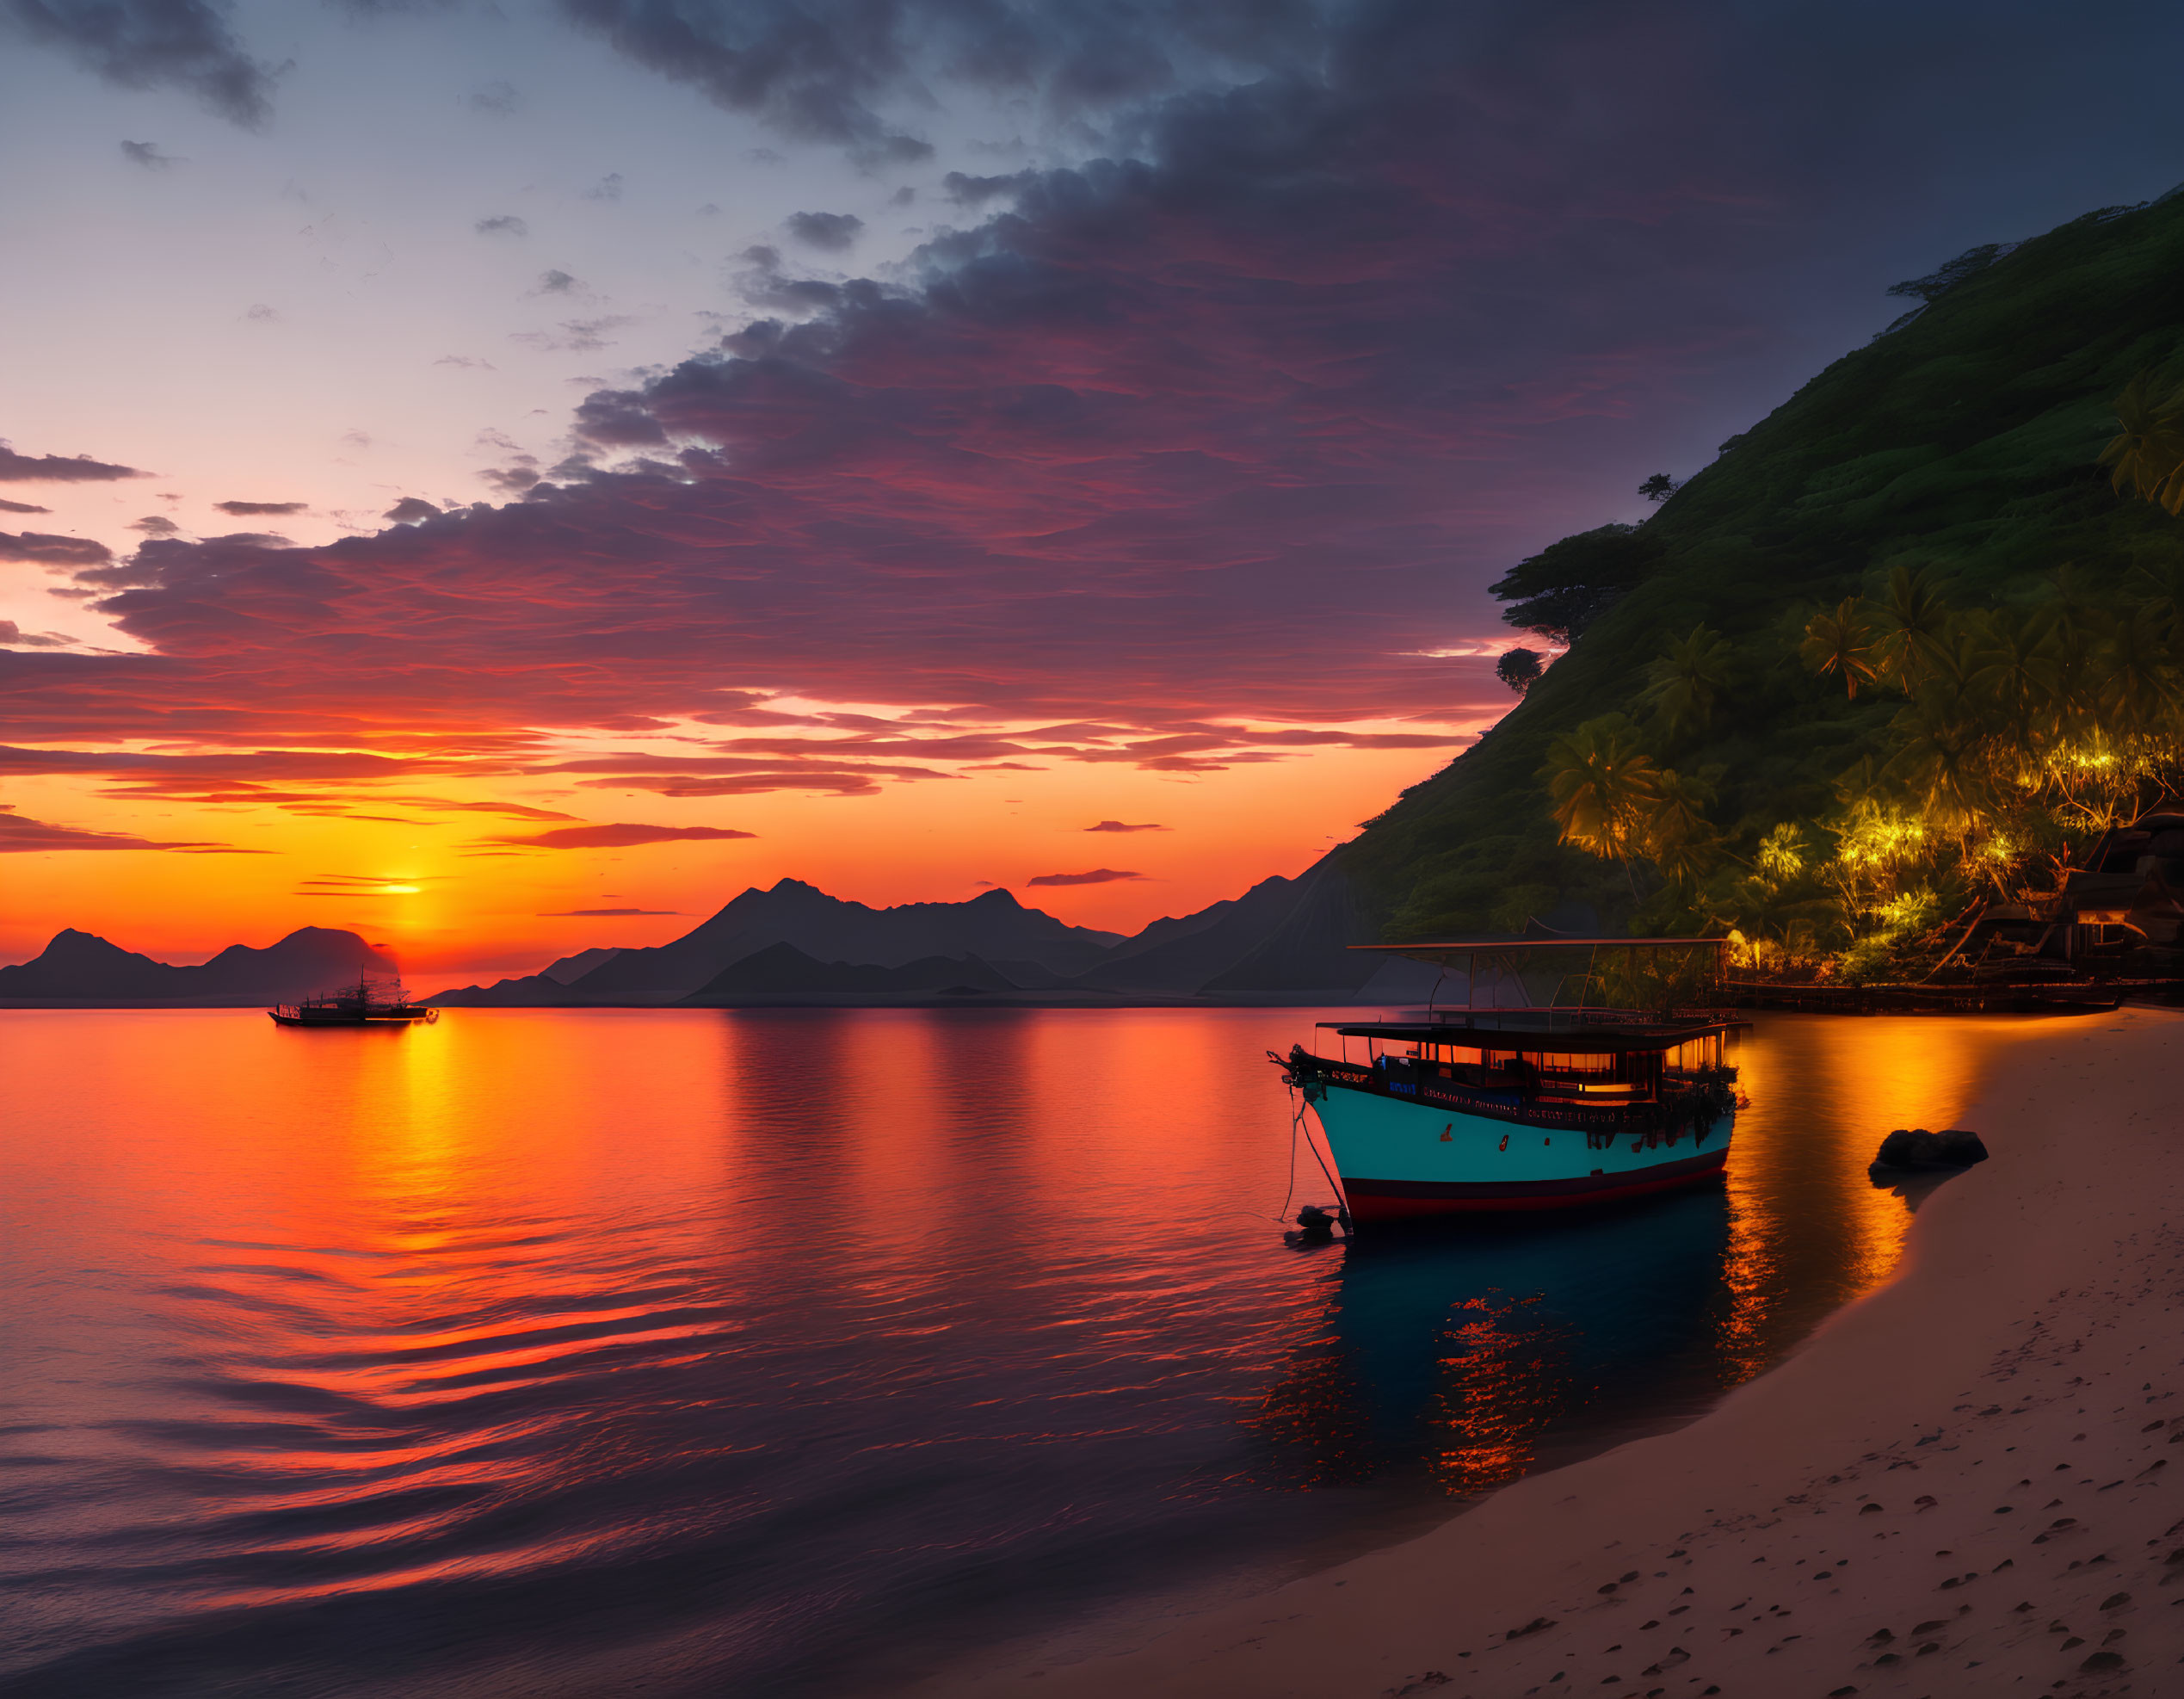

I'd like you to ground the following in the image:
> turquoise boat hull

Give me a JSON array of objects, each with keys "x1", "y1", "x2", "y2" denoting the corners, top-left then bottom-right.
[{"x1": 1307, "y1": 1079, "x2": 1734, "y2": 1219}]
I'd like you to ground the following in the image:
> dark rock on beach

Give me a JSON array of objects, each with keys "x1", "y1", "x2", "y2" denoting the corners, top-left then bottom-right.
[{"x1": 1871, "y1": 1127, "x2": 1989, "y2": 1172}]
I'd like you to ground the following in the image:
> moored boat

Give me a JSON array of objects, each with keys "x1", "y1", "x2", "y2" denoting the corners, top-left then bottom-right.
[
  {"x1": 269, "y1": 975, "x2": 439, "y2": 1027},
  {"x1": 1273, "y1": 939, "x2": 1744, "y2": 1221}
]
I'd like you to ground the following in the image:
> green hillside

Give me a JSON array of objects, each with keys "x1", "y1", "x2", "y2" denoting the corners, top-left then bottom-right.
[{"x1": 1343, "y1": 188, "x2": 2184, "y2": 959}]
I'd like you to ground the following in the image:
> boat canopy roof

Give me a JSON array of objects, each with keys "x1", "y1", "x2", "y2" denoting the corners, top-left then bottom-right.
[{"x1": 1318, "y1": 1016, "x2": 1745, "y2": 1053}]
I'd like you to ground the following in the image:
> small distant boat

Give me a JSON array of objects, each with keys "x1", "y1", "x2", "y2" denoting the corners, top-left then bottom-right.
[
  {"x1": 269, "y1": 975, "x2": 439, "y2": 1027},
  {"x1": 1273, "y1": 939, "x2": 1745, "y2": 1221}
]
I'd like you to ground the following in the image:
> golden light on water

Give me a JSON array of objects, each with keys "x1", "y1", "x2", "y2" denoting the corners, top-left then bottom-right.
[
  {"x1": 0, "y1": 1000, "x2": 2091, "y2": 1682},
  {"x1": 1710, "y1": 1012, "x2": 2053, "y2": 1384}
]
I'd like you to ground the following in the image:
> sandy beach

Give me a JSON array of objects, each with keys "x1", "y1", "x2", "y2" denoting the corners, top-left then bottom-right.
[{"x1": 917, "y1": 1008, "x2": 2184, "y2": 1699}]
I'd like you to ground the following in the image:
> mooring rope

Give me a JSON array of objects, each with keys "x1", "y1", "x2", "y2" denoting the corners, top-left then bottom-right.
[
  {"x1": 1299, "y1": 1100, "x2": 1346, "y2": 1206},
  {"x1": 1274, "y1": 1082, "x2": 1348, "y2": 1226},
  {"x1": 1274, "y1": 1084, "x2": 1307, "y2": 1221}
]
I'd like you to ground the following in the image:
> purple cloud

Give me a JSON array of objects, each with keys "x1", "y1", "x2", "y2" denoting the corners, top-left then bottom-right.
[
  {"x1": 786, "y1": 210, "x2": 863, "y2": 250},
  {"x1": 0, "y1": 532, "x2": 113, "y2": 566},
  {"x1": 0, "y1": 445, "x2": 143, "y2": 482},
  {"x1": 10, "y1": 0, "x2": 2156, "y2": 792},
  {"x1": 0, "y1": 621, "x2": 75, "y2": 649}
]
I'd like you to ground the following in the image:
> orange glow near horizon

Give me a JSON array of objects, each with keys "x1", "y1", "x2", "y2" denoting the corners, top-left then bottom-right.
[{"x1": 2, "y1": 729, "x2": 1478, "y2": 987}]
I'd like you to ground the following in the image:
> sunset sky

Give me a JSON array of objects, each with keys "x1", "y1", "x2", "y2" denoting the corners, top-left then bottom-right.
[{"x1": 8, "y1": 0, "x2": 2184, "y2": 985}]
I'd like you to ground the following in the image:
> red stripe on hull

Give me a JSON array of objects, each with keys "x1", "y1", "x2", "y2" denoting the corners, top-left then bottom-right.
[{"x1": 1341, "y1": 1146, "x2": 1729, "y2": 1220}]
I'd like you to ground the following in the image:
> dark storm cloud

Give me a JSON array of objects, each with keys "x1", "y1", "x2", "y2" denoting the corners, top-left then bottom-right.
[
  {"x1": 0, "y1": 444, "x2": 143, "y2": 481},
  {"x1": 383, "y1": 497, "x2": 441, "y2": 522},
  {"x1": 3, "y1": 0, "x2": 275, "y2": 126},
  {"x1": 785, "y1": 210, "x2": 863, "y2": 250},
  {"x1": 16, "y1": 0, "x2": 2184, "y2": 775}
]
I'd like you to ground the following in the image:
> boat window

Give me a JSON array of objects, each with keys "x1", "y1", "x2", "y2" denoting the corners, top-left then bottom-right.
[
  {"x1": 1525, "y1": 1051, "x2": 1614, "y2": 1075},
  {"x1": 1664, "y1": 1035, "x2": 1722, "y2": 1072}
]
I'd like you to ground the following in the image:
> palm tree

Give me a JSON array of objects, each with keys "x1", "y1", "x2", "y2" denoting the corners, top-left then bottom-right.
[
  {"x1": 1545, "y1": 716, "x2": 1660, "y2": 888},
  {"x1": 1801, "y1": 598, "x2": 1883, "y2": 699},
  {"x1": 1644, "y1": 768, "x2": 1718, "y2": 887},
  {"x1": 1873, "y1": 565, "x2": 1951, "y2": 695},
  {"x1": 2099, "y1": 375, "x2": 2184, "y2": 515},
  {"x1": 2126, "y1": 558, "x2": 2184, "y2": 657},
  {"x1": 1883, "y1": 688, "x2": 1991, "y2": 837},
  {"x1": 1755, "y1": 823, "x2": 1807, "y2": 882},
  {"x1": 2101, "y1": 614, "x2": 2180, "y2": 746},
  {"x1": 1642, "y1": 624, "x2": 1734, "y2": 744},
  {"x1": 2043, "y1": 572, "x2": 2107, "y2": 748},
  {"x1": 1966, "y1": 604, "x2": 2062, "y2": 776}
]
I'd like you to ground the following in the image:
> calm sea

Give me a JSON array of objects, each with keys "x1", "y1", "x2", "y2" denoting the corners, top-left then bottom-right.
[{"x1": 0, "y1": 1007, "x2": 2043, "y2": 1697}]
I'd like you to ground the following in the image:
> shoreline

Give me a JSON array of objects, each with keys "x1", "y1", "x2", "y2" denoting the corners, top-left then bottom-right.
[
  {"x1": 0, "y1": 993, "x2": 1389, "y2": 1010},
  {"x1": 910, "y1": 1006, "x2": 2184, "y2": 1698}
]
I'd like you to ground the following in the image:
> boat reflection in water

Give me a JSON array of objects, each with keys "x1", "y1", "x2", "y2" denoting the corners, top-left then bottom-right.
[
  {"x1": 0, "y1": 1006, "x2": 2059, "y2": 1699},
  {"x1": 1250, "y1": 1189, "x2": 1737, "y2": 1497},
  {"x1": 1245, "y1": 1006, "x2": 2040, "y2": 1506}
]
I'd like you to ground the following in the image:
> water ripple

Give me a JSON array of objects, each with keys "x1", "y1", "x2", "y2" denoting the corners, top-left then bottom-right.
[{"x1": 0, "y1": 1007, "x2": 2033, "y2": 1697}]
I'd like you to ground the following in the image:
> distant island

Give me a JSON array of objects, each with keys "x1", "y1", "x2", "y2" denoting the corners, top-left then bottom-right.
[
  {"x1": 434, "y1": 873, "x2": 1438, "y2": 1007},
  {"x1": 0, "y1": 927, "x2": 398, "y2": 1007},
  {"x1": 0, "y1": 873, "x2": 1441, "y2": 1010}
]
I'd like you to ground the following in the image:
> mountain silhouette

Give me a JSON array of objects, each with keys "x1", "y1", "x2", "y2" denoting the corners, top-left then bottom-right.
[
  {"x1": 0, "y1": 928, "x2": 398, "y2": 1004},
  {"x1": 540, "y1": 946, "x2": 622, "y2": 985},
  {"x1": 430, "y1": 860, "x2": 1423, "y2": 1006},
  {"x1": 558, "y1": 880, "x2": 1120, "y2": 999},
  {"x1": 1070, "y1": 872, "x2": 1305, "y2": 991}
]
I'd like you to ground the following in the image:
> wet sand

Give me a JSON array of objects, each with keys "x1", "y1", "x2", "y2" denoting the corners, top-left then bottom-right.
[{"x1": 917, "y1": 1008, "x2": 2184, "y2": 1699}]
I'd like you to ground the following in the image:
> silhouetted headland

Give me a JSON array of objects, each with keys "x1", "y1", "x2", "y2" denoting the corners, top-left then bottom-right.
[{"x1": 0, "y1": 927, "x2": 397, "y2": 1006}]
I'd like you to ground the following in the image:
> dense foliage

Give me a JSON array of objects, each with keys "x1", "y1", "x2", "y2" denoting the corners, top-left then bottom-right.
[
  {"x1": 1343, "y1": 189, "x2": 2184, "y2": 977},
  {"x1": 1489, "y1": 523, "x2": 1664, "y2": 645}
]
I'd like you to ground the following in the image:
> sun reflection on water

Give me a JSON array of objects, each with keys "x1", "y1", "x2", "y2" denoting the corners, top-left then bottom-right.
[{"x1": 0, "y1": 1006, "x2": 2067, "y2": 1699}]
